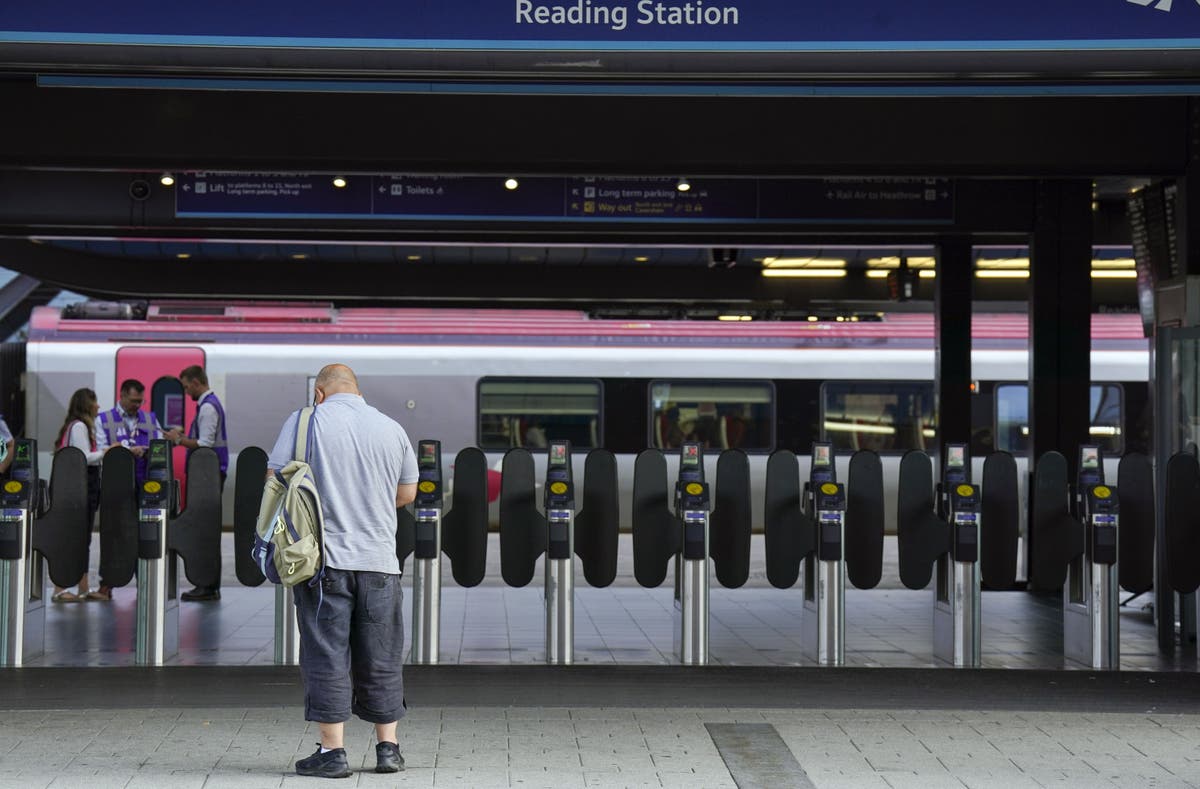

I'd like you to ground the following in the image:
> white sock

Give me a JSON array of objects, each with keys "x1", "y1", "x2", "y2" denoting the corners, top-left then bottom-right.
[{"x1": 320, "y1": 746, "x2": 334, "y2": 754}]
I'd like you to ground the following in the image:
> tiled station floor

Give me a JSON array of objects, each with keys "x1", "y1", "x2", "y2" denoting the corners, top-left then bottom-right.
[{"x1": 6, "y1": 534, "x2": 1200, "y2": 789}]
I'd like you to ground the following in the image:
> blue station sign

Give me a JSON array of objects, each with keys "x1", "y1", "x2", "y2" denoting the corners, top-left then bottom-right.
[
  {"x1": 175, "y1": 174, "x2": 955, "y2": 224},
  {"x1": 1, "y1": 0, "x2": 1197, "y2": 50}
]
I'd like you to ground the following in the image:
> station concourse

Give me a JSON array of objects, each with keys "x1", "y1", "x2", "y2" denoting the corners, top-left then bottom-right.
[{"x1": 2, "y1": 2, "x2": 1200, "y2": 787}]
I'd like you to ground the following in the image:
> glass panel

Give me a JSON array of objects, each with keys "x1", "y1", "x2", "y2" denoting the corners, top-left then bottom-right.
[
  {"x1": 478, "y1": 378, "x2": 601, "y2": 450},
  {"x1": 1173, "y1": 336, "x2": 1200, "y2": 453},
  {"x1": 995, "y1": 383, "x2": 1124, "y2": 454},
  {"x1": 995, "y1": 384, "x2": 1029, "y2": 454},
  {"x1": 650, "y1": 380, "x2": 774, "y2": 451},
  {"x1": 820, "y1": 382, "x2": 935, "y2": 453}
]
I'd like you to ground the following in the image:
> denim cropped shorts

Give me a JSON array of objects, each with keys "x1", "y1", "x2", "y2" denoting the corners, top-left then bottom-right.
[{"x1": 294, "y1": 568, "x2": 406, "y2": 724}]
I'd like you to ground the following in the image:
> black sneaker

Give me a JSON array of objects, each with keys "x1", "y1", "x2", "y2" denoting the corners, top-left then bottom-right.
[
  {"x1": 375, "y1": 741, "x2": 405, "y2": 773},
  {"x1": 181, "y1": 586, "x2": 220, "y2": 602},
  {"x1": 295, "y1": 745, "x2": 352, "y2": 779}
]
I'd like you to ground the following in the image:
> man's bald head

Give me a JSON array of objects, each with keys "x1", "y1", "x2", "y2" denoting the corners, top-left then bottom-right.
[{"x1": 314, "y1": 364, "x2": 360, "y2": 400}]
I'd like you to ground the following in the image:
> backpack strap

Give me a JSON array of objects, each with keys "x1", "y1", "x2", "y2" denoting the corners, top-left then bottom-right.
[{"x1": 294, "y1": 406, "x2": 315, "y2": 463}]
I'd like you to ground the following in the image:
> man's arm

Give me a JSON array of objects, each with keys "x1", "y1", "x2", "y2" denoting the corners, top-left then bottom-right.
[
  {"x1": 173, "y1": 402, "x2": 219, "y2": 450},
  {"x1": 395, "y1": 482, "x2": 417, "y2": 508}
]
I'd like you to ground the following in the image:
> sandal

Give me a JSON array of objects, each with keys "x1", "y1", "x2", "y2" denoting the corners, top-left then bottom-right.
[
  {"x1": 84, "y1": 587, "x2": 112, "y2": 601},
  {"x1": 52, "y1": 591, "x2": 80, "y2": 603}
]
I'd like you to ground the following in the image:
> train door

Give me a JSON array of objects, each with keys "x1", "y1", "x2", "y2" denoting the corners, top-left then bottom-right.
[{"x1": 114, "y1": 346, "x2": 206, "y2": 497}]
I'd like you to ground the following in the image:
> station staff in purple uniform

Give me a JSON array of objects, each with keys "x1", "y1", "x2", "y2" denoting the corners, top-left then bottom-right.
[
  {"x1": 164, "y1": 364, "x2": 228, "y2": 602},
  {"x1": 96, "y1": 379, "x2": 163, "y2": 483}
]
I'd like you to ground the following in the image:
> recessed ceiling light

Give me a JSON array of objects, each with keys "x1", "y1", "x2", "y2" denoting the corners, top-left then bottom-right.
[
  {"x1": 332, "y1": 176, "x2": 347, "y2": 188},
  {"x1": 159, "y1": 173, "x2": 175, "y2": 187},
  {"x1": 504, "y1": 178, "x2": 519, "y2": 190}
]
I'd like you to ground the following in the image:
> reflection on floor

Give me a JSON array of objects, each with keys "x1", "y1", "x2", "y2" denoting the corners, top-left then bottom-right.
[{"x1": 31, "y1": 579, "x2": 1192, "y2": 670}]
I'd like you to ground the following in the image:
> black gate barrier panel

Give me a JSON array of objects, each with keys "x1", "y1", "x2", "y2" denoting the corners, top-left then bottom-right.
[
  {"x1": 1030, "y1": 451, "x2": 1085, "y2": 591},
  {"x1": 442, "y1": 447, "x2": 488, "y2": 587},
  {"x1": 30, "y1": 446, "x2": 90, "y2": 588},
  {"x1": 896, "y1": 450, "x2": 951, "y2": 590},
  {"x1": 845, "y1": 450, "x2": 884, "y2": 590},
  {"x1": 167, "y1": 448, "x2": 222, "y2": 591},
  {"x1": 97, "y1": 447, "x2": 138, "y2": 587},
  {"x1": 396, "y1": 505, "x2": 416, "y2": 576},
  {"x1": 710, "y1": 449, "x2": 751, "y2": 589},
  {"x1": 763, "y1": 450, "x2": 810, "y2": 589},
  {"x1": 1165, "y1": 452, "x2": 1200, "y2": 594},
  {"x1": 498, "y1": 448, "x2": 547, "y2": 588},
  {"x1": 575, "y1": 449, "x2": 619, "y2": 588},
  {"x1": 632, "y1": 450, "x2": 680, "y2": 588},
  {"x1": 1117, "y1": 453, "x2": 1155, "y2": 595},
  {"x1": 980, "y1": 452, "x2": 1019, "y2": 590},
  {"x1": 233, "y1": 447, "x2": 268, "y2": 586}
]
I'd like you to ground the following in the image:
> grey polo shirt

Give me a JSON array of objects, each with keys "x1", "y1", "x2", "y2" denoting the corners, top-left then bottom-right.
[{"x1": 267, "y1": 393, "x2": 418, "y2": 575}]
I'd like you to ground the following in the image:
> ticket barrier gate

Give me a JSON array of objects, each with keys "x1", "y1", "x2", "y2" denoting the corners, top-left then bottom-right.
[
  {"x1": 136, "y1": 440, "x2": 179, "y2": 665},
  {"x1": 1165, "y1": 451, "x2": 1200, "y2": 644},
  {"x1": 674, "y1": 443, "x2": 710, "y2": 665},
  {"x1": 543, "y1": 441, "x2": 575, "y2": 664},
  {"x1": 1064, "y1": 447, "x2": 1119, "y2": 669},
  {"x1": 231, "y1": 446, "x2": 304, "y2": 663},
  {"x1": 764, "y1": 445, "x2": 883, "y2": 666},
  {"x1": 802, "y1": 446, "x2": 845, "y2": 666},
  {"x1": 500, "y1": 443, "x2": 618, "y2": 664},
  {"x1": 397, "y1": 444, "x2": 491, "y2": 663},
  {"x1": 633, "y1": 445, "x2": 751, "y2": 666},
  {"x1": 897, "y1": 446, "x2": 1018, "y2": 667},
  {"x1": 1, "y1": 441, "x2": 50, "y2": 667},
  {"x1": 4, "y1": 444, "x2": 91, "y2": 668},
  {"x1": 410, "y1": 440, "x2": 445, "y2": 664},
  {"x1": 1031, "y1": 446, "x2": 1144, "y2": 670}
]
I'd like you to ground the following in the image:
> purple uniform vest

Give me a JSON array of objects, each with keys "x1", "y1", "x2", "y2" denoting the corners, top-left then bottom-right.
[
  {"x1": 98, "y1": 407, "x2": 157, "y2": 481},
  {"x1": 188, "y1": 392, "x2": 229, "y2": 474}
]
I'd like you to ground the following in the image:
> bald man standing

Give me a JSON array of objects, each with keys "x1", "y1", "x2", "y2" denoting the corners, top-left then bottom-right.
[{"x1": 267, "y1": 364, "x2": 418, "y2": 779}]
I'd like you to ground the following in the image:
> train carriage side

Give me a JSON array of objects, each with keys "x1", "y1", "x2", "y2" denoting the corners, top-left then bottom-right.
[{"x1": 23, "y1": 305, "x2": 1150, "y2": 584}]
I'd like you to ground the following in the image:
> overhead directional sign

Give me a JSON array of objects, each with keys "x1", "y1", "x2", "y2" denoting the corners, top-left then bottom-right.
[
  {"x1": 175, "y1": 173, "x2": 954, "y2": 224},
  {"x1": 1, "y1": 0, "x2": 1196, "y2": 50}
]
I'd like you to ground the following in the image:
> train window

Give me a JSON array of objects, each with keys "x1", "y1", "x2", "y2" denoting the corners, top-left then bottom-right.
[
  {"x1": 820, "y1": 382, "x2": 935, "y2": 453},
  {"x1": 649, "y1": 380, "x2": 774, "y2": 452},
  {"x1": 477, "y1": 378, "x2": 602, "y2": 450},
  {"x1": 995, "y1": 383, "x2": 1124, "y2": 455}
]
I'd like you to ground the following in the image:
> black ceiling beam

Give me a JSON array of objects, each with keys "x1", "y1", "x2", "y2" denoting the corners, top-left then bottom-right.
[
  {"x1": 4, "y1": 43, "x2": 1199, "y2": 81},
  {"x1": 0, "y1": 237, "x2": 905, "y2": 305},
  {"x1": 0, "y1": 79, "x2": 1190, "y2": 176}
]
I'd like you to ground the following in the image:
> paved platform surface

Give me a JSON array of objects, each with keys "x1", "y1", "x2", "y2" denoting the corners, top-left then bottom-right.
[{"x1": 2, "y1": 667, "x2": 1199, "y2": 789}]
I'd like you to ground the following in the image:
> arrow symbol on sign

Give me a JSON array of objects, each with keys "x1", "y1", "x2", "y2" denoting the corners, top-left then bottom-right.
[
  {"x1": 378, "y1": 186, "x2": 386, "y2": 193},
  {"x1": 1126, "y1": 0, "x2": 1172, "y2": 11},
  {"x1": 182, "y1": 184, "x2": 190, "y2": 191}
]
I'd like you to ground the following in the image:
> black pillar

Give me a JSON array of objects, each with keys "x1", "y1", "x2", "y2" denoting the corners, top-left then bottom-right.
[
  {"x1": 935, "y1": 238, "x2": 973, "y2": 454},
  {"x1": 1155, "y1": 100, "x2": 1200, "y2": 649},
  {"x1": 1029, "y1": 180, "x2": 1093, "y2": 578}
]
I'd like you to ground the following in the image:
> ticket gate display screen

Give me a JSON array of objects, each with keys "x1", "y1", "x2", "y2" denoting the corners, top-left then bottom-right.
[
  {"x1": 810, "y1": 442, "x2": 834, "y2": 484},
  {"x1": 414, "y1": 439, "x2": 442, "y2": 558},
  {"x1": 10, "y1": 442, "x2": 32, "y2": 484},
  {"x1": 944, "y1": 444, "x2": 968, "y2": 485},
  {"x1": 545, "y1": 441, "x2": 573, "y2": 560},
  {"x1": 1079, "y1": 445, "x2": 1103, "y2": 486},
  {"x1": 679, "y1": 443, "x2": 702, "y2": 482}
]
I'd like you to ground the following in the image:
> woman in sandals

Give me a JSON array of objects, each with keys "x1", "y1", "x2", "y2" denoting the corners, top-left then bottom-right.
[{"x1": 51, "y1": 388, "x2": 108, "y2": 602}]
